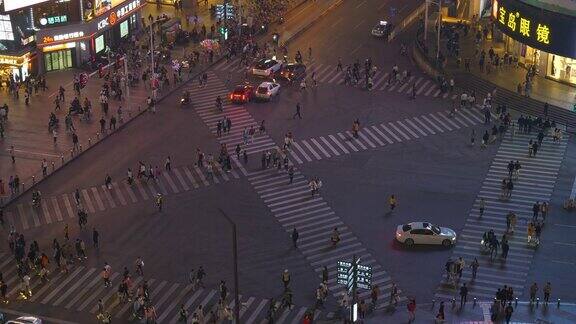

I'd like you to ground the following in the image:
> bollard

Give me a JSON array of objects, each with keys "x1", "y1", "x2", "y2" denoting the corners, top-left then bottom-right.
[
  {"x1": 70, "y1": 149, "x2": 74, "y2": 158},
  {"x1": 32, "y1": 176, "x2": 35, "y2": 184},
  {"x1": 88, "y1": 138, "x2": 91, "y2": 146},
  {"x1": 61, "y1": 155, "x2": 64, "y2": 164},
  {"x1": 79, "y1": 144, "x2": 82, "y2": 152},
  {"x1": 96, "y1": 132, "x2": 100, "y2": 139},
  {"x1": 51, "y1": 161, "x2": 55, "y2": 171},
  {"x1": 473, "y1": 297, "x2": 477, "y2": 306},
  {"x1": 451, "y1": 298, "x2": 456, "y2": 309},
  {"x1": 557, "y1": 299, "x2": 561, "y2": 308},
  {"x1": 515, "y1": 297, "x2": 518, "y2": 307},
  {"x1": 536, "y1": 297, "x2": 540, "y2": 307}
]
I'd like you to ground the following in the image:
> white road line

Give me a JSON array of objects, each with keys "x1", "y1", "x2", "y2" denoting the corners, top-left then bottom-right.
[
  {"x1": 311, "y1": 138, "x2": 331, "y2": 158},
  {"x1": 194, "y1": 165, "x2": 210, "y2": 185},
  {"x1": 421, "y1": 115, "x2": 444, "y2": 132},
  {"x1": 41, "y1": 200, "x2": 52, "y2": 224},
  {"x1": 173, "y1": 169, "x2": 190, "y2": 191},
  {"x1": 358, "y1": 132, "x2": 376, "y2": 148},
  {"x1": 246, "y1": 299, "x2": 269, "y2": 324},
  {"x1": 124, "y1": 182, "x2": 139, "y2": 202},
  {"x1": 292, "y1": 142, "x2": 313, "y2": 162},
  {"x1": 62, "y1": 193, "x2": 75, "y2": 218},
  {"x1": 370, "y1": 125, "x2": 393, "y2": 143},
  {"x1": 363, "y1": 128, "x2": 384, "y2": 146},
  {"x1": 397, "y1": 121, "x2": 419, "y2": 138},
  {"x1": 405, "y1": 119, "x2": 428, "y2": 136},
  {"x1": 388, "y1": 122, "x2": 411, "y2": 140},
  {"x1": 163, "y1": 172, "x2": 180, "y2": 193},
  {"x1": 112, "y1": 183, "x2": 127, "y2": 206},
  {"x1": 135, "y1": 182, "x2": 150, "y2": 200},
  {"x1": 380, "y1": 124, "x2": 402, "y2": 142},
  {"x1": 328, "y1": 134, "x2": 349, "y2": 154},
  {"x1": 53, "y1": 268, "x2": 96, "y2": 306},
  {"x1": 425, "y1": 85, "x2": 436, "y2": 96},
  {"x1": 101, "y1": 185, "x2": 117, "y2": 209},
  {"x1": 183, "y1": 166, "x2": 200, "y2": 189},
  {"x1": 302, "y1": 140, "x2": 322, "y2": 160},
  {"x1": 416, "y1": 80, "x2": 431, "y2": 95},
  {"x1": 428, "y1": 113, "x2": 452, "y2": 131},
  {"x1": 412, "y1": 117, "x2": 435, "y2": 134},
  {"x1": 338, "y1": 132, "x2": 359, "y2": 151},
  {"x1": 320, "y1": 136, "x2": 340, "y2": 156},
  {"x1": 91, "y1": 187, "x2": 106, "y2": 211},
  {"x1": 51, "y1": 197, "x2": 63, "y2": 222},
  {"x1": 81, "y1": 189, "x2": 95, "y2": 213}
]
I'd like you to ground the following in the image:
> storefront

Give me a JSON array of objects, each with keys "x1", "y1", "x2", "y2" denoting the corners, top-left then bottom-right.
[
  {"x1": 35, "y1": 0, "x2": 146, "y2": 72},
  {"x1": 0, "y1": 52, "x2": 35, "y2": 86},
  {"x1": 492, "y1": 0, "x2": 576, "y2": 86}
]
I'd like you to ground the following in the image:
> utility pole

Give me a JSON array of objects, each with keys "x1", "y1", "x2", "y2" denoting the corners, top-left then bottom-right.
[
  {"x1": 350, "y1": 254, "x2": 358, "y2": 323},
  {"x1": 149, "y1": 16, "x2": 156, "y2": 99},
  {"x1": 218, "y1": 208, "x2": 240, "y2": 324},
  {"x1": 437, "y1": 0, "x2": 442, "y2": 61}
]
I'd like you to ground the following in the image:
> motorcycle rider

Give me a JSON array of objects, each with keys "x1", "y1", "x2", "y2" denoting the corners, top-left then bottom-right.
[{"x1": 32, "y1": 190, "x2": 42, "y2": 207}]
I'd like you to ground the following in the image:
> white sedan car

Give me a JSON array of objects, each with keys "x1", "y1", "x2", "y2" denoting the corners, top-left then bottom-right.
[
  {"x1": 255, "y1": 82, "x2": 281, "y2": 100},
  {"x1": 252, "y1": 58, "x2": 283, "y2": 77},
  {"x1": 7, "y1": 317, "x2": 42, "y2": 324},
  {"x1": 396, "y1": 222, "x2": 457, "y2": 247}
]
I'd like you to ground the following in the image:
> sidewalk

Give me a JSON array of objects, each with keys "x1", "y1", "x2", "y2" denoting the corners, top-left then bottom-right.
[
  {"x1": 444, "y1": 23, "x2": 576, "y2": 111},
  {"x1": 361, "y1": 300, "x2": 576, "y2": 323}
]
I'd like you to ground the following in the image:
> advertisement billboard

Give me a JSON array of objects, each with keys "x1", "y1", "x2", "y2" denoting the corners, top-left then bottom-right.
[
  {"x1": 3, "y1": 0, "x2": 51, "y2": 12},
  {"x1": 95, "y1": 34, "x2": 104, "y2": 53},
  {"x1": 493, "y1": 0, "x2": 576, "y2": 59},
  {"x1": 120, "y1": 20, "x2": 128, "y2": 37}
]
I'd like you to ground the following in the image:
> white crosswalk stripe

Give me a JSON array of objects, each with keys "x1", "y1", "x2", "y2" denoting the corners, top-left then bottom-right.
[
  {"x1": 0, "y1": 250, "x2": 324, "y2": 323},
  {"x1": 434, "y1": 129, "x2": 568, "y2": 301}
]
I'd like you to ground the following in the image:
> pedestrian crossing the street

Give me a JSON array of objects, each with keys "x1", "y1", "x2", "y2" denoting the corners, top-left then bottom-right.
[
  {"x1": 287, "y1": 108, "x2": 487, "y2": 164},
  {"x1": 5, "y1": 164, "x2": 241, "y2": 231},
  {"x1": 434, "y1": 129, "x2": 568, "y2": 301},
  {"x1": 213, "y1": 58, "x2": 460, "y2": 100},
  {"x1": 185, "y1": 71, "x2": 404, "y2": 307},
  {"x1": 0, "y1": 253, "x2": 319, "y2": 324}
]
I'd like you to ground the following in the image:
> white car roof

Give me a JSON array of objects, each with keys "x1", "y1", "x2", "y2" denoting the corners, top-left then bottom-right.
[
  {"x1": 406, "y1": 222, "x2": 433, "y2": 229},
  {"x1": 259, "y1": 82, "x2": 277, "y2": 87}
]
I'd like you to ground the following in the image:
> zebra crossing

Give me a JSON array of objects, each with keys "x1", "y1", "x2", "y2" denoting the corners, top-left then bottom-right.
[
  {"x1": 434, "y1": 130, "x2": 568, "y2": 300},
  {"x1": 287, "y1": 107, "x2": 487, "y2": 164},
  {"x1": 185, "y1": 72, "x2": 404, "y2": 306},
  {"x1": 213, "y1": 58, "x2": 460, "y2": 100},
  {"x1": 5, "y1": 164, "x2": 241, "y2": 231},
  {"x1": 0, "y1": 254, "x2": 317, "y2": 323}
]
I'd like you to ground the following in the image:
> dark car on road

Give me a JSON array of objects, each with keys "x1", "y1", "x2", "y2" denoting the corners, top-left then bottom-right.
[
  {"x1": 278, "y1": 63, "x2": 307, "y2": 83},
  {"x1": 229, "y1": 84, "x2": 254, "y2": 104}
]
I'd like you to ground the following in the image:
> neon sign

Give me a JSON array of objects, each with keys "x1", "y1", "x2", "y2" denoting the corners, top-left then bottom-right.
[{"x1": 97, "y1": 0, "x2": 141, "y2": 30}]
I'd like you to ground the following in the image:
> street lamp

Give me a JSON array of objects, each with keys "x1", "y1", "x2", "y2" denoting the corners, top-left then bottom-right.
[
  {"x1": 424, "y1": 0, "x2": 442, "y2": 61},
  {"x1": 218, "y1": 208, "x2": 240, "y2": 323},
  {"x1": 148, "y1": 15, "x2": 157, "y2": 99}
]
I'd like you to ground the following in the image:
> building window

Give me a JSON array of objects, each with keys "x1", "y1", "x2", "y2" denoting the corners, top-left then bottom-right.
[{"x1": 0, "y1": 15, "x2": 14, "y2": 41}]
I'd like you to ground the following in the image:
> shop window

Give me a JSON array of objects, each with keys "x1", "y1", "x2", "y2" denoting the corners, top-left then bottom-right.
[
  {"x1": 548, "y1": 55, "x2": 576, "y2": 85},
  {"x1": 45, "y1": 50, "x2": 73, "y2": 72}
]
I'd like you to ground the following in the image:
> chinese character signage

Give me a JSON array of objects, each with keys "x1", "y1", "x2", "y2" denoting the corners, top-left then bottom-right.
[{"x1": 493, "y1": 0, "x2": 576, "y2": 59}]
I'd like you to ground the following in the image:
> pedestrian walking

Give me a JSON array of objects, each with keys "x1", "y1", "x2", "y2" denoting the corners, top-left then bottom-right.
[
  {"x1": 478, "y1": 198, "x2": 485, "y2": 217},
  {"x1": 52, "y1": 129, "x2": 58, "y2": 144},
  {"x1": 371, "y1": 284, "x2": 379, "y2": 309},
  {"x1": 165, "y1": 156, "x2": 171, "y2": 171},
  {"x1": 407, "y1": 298, "x2": 416, "y2": 322},
  {"x1": 389, "y1": 194, "x2": 397, "y2": 211},
  {"x1": 390, "y1": 283, "x2": 399, "y2": 306},
  {"x1": 529, "y1": 282, "x2": 538, "y2": 303},
  {"x1": 460, "y1": 283, "x2": 468, "y2": 307},
  {"x1": 505, "y1": 303, "x2": 514, "y2": 323},
  {"x1": 293, "y1": 103, "x2": 302, "y2": 119},
  {"x1": 93, "y1": 227, "x2": 99, "y2": 248},
  {"x1": 543, "y1": 282, "x2": 551, "y2": 304},
  {"x1": 288, "y1": 166, "x2": 294, "y2": 184},
  {"x1": 281, "y1": 269, "x2": 290, "y2": 289},
  {"x1": 470, "y1": 258, "x2": 479, "y2": 278},
  {"x1": 291, "y1": 228, "x2": 299, "y2": 248}
]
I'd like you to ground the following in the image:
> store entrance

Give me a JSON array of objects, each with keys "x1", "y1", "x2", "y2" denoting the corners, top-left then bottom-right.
[{"x1": 44, "y1": 49, "x2": 74, "y2": 72}]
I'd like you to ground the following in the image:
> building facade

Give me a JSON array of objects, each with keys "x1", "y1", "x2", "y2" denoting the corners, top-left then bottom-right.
[{"x1": 491, "y1": 0, "x2": 576, "y2": 86}]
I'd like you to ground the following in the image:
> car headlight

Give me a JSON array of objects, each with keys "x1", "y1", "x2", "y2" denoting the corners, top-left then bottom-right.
[
  {"x1": 396, "y1": 232, "x2": 402, "y2": 237},
  {"x1": 451, "y1": 236, "x2": 456, "y2": 241}
]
